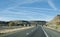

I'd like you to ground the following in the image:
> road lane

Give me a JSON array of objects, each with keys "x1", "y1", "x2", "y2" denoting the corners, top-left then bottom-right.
[
  {"x1": 1, "y1": 26, "x2": 47, "y2": 37},
  {"x1": 1, "y1": 25, "x2": 60, "y2": 37},
  {"x1": 27, "y1": 26, "x2": 46, "y2": 37},
  {"x1": 44, "y1": 27, "x2": 60, "y2": 37},
  {"x1": 1, "y1": 26, "x2": 37, "y2": 37}
]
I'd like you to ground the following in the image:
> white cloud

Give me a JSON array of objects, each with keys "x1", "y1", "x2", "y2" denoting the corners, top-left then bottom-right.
[
  {"x1": 47, "y1": 0, "x2": 57, "y2": 10},
  {"x1": 0, "y1": 16, "x2": 9, "y2": 21},
  {"x1": 0, "y1": 10, "x2": 53, "y2": 21},
  {"x1": 15, "y1": 7, "x2": 54, "y2": 10},
  {"x1": 2, "y1": 0, "x2": 46, "y2": 11},
  {"x1": 0, "y1": 0, "x2": 56, "y2": 21}
]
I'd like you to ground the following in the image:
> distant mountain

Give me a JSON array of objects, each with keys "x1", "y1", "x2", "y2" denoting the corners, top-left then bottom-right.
[
  {"x1": 49, "y1": 15, "x2": 60, "y2": 25},
  {"x1": 0, "y1": 21, "x2": 9, "y2": 26},
  {"x1": 0, "y1": 20, "x2": 29, "y2": 26},
  {"x1": 0, "y1": 20, "x2": 46, "y2": 26}
]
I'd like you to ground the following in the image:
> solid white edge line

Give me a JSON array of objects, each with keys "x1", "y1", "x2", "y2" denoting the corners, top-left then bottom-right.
[{"x1": 41, "y1": 26, "x2": 49, "y2": 37}]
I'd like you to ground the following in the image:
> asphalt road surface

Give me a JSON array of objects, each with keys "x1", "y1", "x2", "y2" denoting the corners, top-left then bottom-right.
[
  {"x1": 1, "y1": 26, "x2": 60, "y2": 37},
  {"x1": 27, "y1": 26, "x2": 46, "y2": 37},
  {"x1": 44, "y1": 27, "x2": 60, "y2": 37},
  {"x1": 1, "y1": 26, "x2": 37, "y2": 37}
]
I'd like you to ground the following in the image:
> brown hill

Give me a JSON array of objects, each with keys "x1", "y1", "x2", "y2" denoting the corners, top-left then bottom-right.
[{"x1": 50, "y1": 15, "x2": 60, "y2": 25}]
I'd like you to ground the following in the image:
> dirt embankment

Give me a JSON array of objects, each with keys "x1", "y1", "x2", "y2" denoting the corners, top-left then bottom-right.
[{"x1": 0, "y1": 26, "x2": 34, "y2": 34}]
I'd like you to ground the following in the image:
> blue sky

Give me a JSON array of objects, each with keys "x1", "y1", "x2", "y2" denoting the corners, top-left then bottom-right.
[{"x1": 0, "y1": 0, "x2": 60, "y2": 21}]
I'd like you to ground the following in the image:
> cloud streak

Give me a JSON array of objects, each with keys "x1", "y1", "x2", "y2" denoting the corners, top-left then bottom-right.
[
  {"x1": 0, "y1": 0, "x2": 59, "y2": 21},
  {"x1": 47, "y1": 0, "x2": 57, "y2": 10},
  {"x1": 2, "y1": 0, "x2": 43, "y2": 10},
  {"x1": 2, "y1": 0, "x2": 49, "y2": 12}
]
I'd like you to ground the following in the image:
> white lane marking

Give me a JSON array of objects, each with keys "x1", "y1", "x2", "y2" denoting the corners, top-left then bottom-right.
[
  {"x1": 26, "y1": 33, "x2": 30, "y2": 35},
  {"x1": 41, "y1": 26, "x2": 49, "y2": 37},
  {"x1": 26, "y1": 29, "x2": 36, "y2": 35},
  {"x1": 26, "y1": 27, "x2": 37, "y2": 36},
  {"x1": 26, "y1": 30, "x2": 34, "y2": 35}
]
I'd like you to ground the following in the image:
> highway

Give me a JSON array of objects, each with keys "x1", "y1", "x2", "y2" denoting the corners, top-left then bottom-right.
[
  {"x1": 44, "y1": 27, "x2": 60, "y2": 37},
  {"x1": 1, "y1": 25, "x2": 60, "y2": 37}
]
